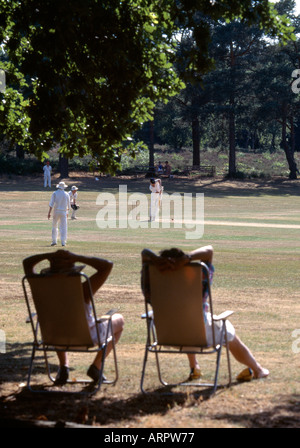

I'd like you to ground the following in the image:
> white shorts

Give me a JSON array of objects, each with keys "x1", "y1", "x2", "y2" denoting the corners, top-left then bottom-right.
[
  {"x1": 89, "y1": 319, "x2": 112, "y2": 345},
  {"x1": 205, "y1": 312, "x2": 235, "y2": 347},
  {"x1": 85, "y1": 303, "x2": 112, "y2": 345}
]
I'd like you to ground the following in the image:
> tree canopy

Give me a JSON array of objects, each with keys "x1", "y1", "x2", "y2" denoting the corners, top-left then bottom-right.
[{"x1": 0, "y1": 0, "x2": 294, "y2": 173}]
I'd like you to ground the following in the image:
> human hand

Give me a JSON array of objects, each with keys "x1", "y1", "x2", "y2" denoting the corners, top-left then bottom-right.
[
  {"x1": 154, "y1": 256, "x2": 175, "y2": 272},
  {"x1": 156, "y1": 254, "x2": 190, "y2": 272}
]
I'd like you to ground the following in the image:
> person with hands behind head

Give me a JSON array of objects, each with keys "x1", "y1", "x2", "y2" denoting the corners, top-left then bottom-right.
[
  {"x1": 23, "y1": 250, "x2": 124, "y2": 385},
  {"x1": 141, "y1": 245, "x2": 269, "y2": 382}
]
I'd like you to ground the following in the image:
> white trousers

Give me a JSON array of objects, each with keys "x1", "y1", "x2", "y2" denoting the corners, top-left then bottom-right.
[
  {"x1": 52, "y1": 211, "x2": 68, "y2": 245},
  {"x1": 44, "y1": 173, "x2": 51, "y2": 187},
  {"x1": 150, "y1": 192, "x2": 160, "y2": 221}
]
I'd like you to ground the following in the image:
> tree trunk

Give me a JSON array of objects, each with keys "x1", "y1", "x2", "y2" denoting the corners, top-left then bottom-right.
[
  {"x1": 228, "y1": 107, "x2": 236, "y2": 177},
  {"x1": 290, "y1": 118, "x2": 295, "y2": 153},
  {"x1": 59, "y1": 154, "x2": 69, "y2": 178},
  {"x1": 281, "y1": 112, "x2": 298, "y2": 179},
  {"x1": 16, "y1": 145, "x2": 25, "y2": 159},
  {"x1": 228, "y1": 42, "x2": 236, "y2": 178},
  {"x1": 147, "y1": 120, "x2": 155, "y2": 177},
  {"x1": 192, "y1": 115, "x2": 200, "y2": 167}
]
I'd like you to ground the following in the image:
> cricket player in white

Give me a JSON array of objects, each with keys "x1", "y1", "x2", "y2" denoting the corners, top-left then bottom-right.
[
  {"x1": 149, "y1": 178, "x2": 163, "y2": 221},
  {"x1": 68, "y1": 186, "x2": 78, "y2": 220},
  {"x1": 48, "y1": 181, "x2": 70, "y2": 246},
  {"x1": 43, "y1": 161, "x2": 52, "y2": 188}
]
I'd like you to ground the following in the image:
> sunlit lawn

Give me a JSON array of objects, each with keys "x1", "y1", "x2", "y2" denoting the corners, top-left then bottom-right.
[{"x1": 1, "y1": 173, "x2": 300, "y2": 427}]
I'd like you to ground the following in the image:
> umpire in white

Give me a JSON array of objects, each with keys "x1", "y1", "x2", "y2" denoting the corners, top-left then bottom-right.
[{"x1": 48, "y1": 181, "x2": 70, "y2": 247}]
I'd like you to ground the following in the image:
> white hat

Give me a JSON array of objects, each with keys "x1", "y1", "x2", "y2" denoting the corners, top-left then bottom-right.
[
  {"x1": 71, "y1": 186, "x2": 78, "y2": 191},
  {"x1": 56, "y1": 181, "x2": 68, "y2": 189}
]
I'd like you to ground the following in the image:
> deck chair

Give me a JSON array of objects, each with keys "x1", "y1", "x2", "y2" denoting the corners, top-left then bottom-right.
[
  {"x1": 140, "y1": 260, "x2": 233, "y2": 395},
  {"x1": 22, "y1": 270, "x2": 118, "y2": 394}
]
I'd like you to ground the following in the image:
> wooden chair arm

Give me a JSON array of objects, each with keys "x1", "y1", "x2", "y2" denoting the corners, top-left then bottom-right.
[
  {"x1": 141, "y1": 310, "x2": 154, "y2": 319},
  {"x1": 97, "y1": 308, "x2": 118, "y2": 321},
  {"x1": 213, "y1": 310, "x2": 234, "y2": 321}
]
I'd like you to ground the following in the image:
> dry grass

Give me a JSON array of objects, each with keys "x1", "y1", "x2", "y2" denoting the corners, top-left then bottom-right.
[{"x1": 1, "y1": 172, "x2": 300, "y2": 428}]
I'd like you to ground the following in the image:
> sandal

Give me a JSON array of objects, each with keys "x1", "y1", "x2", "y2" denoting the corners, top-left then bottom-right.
[
  {"x1": 188, "y1": 367, "x2": 202, "y2": 381},
  {"x1": 236, "y1": 367, "x2": 253, "y2": 382}
]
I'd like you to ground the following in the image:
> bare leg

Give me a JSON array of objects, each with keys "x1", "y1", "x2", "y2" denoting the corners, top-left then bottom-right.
[
  {"x1": 56, "y1": 351, "x2": 69, "y2": 367},
  {"x1": 187, "y1": 354, "x2": 201, "y2": 380},
  {"x1": 229, "y1": 335, "x2": 269, "y2": 379},
  {"x1": 93, "y1": 314, "x2": 124, "y2": 369},
  {"x1": 187, "y1": 354, "x2": 200, "y2": 370}
]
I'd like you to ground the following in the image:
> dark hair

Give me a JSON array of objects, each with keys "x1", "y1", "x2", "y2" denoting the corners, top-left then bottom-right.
[
  {"x1": 159, "y1": 248, "x2": 185, "y2": 258},
  {"x1": 150, "y1": 178, "x2": 155, "y2": 183}
]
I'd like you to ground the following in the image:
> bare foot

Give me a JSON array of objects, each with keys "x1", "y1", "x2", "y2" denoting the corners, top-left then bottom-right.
[{"x1": 254, "y1": 367, "x2": 269, "y2": 379}]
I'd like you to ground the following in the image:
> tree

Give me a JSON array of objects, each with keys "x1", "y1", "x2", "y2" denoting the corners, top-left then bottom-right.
[
  {"x1": 0, "y1": 0, "x2": 184, "y2": 173},
  {"x1": 252, "y1": 0, "x2": 300, "y2": 178},
  {"x1": 0, "y1": 0, "x2": 293, "y2": 173},
  {"x1": 205, "y1": 20, "x2": 269, "y2": 176}
]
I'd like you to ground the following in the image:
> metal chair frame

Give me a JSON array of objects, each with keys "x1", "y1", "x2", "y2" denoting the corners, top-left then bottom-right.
[
  {"x1": 140, "y1": 261, "x2": 233, "y2": 395},
  {"x1": 22, "y1": 271, "x2": 118, "y2": 395}
]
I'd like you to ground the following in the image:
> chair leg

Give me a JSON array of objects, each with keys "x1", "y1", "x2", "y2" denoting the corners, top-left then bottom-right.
[
  {"x1": 155, "y1": 351, "x2": 169, "y2": 387},
  {"x1": 103, "y1": 334, "x2": 119, "y2": 386},
  {"x1": 27, "y1": 344, "x2": 36, "y2": 391},
  {"x1": 43, "y1": 347, "x2": 56, "y2": 383},
  {"x1": 212, "y1": 346, "x2": 222, "y2": 393},
  {"x1": 140, "y1": 347, "x2": 149, "y2": 394},
  {"x1": 212, "y1": 321, "x2": 226, "y2": 393},
  {"x1": 224, "y1": 327, "x2": 232, "y2": 387}
]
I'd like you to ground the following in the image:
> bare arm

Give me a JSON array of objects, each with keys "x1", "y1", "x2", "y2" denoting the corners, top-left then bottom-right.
[
  {"x1": 77, "y1": 254, "x2": 113, "y2": 297},
  {"x1": 141, "y1": 245, "x2": 213, "y2": 272},
  {"x1": 189, "y1": 245, "x2": 213, "y2": 264},
  {"x1": 48, "y1": 250, "x2": 113, "y2": 298},
  {"x1": 141, "y1": 248, "x2": 175, "y2": 272},
  {"x1": 23, "y1": 250, "x2": 113, "y2": 301},
  {"x1": 23, "y1": 253, "x2": 52, "y2": 275}
]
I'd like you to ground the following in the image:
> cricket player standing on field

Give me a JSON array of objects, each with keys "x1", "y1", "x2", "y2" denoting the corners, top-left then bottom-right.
[
  {"x1": 149, "y1": 178, "x2": 163, "y2": 221},
  {"x1": 43, "y1": 161, "x2": 52, "y2": 188},
  {"x1": 48, "y1": 181, "x2": 70, "y2": 247},
  {"x1": 68, "y1": 185, "x2": 79, "y2": 220}
]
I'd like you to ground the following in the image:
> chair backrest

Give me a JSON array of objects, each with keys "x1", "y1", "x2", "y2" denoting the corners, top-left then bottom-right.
[
  {"x1": 148, "y1": 263, "x2": 208, "y2": 347},
  {"x1": 26, "y1": 273, "x2": 94, "y2": 347}
]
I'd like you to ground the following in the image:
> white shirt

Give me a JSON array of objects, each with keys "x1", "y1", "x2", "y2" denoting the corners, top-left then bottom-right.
[
  {"x1": 49, "y1": 189, "x2": 70, "y2": 212},
  {"x1": 149, "y1": 180, "x2": 162, "y2": 194},
  {"x1": 43, "y1": 165, "x2": 52, "y2": 175}
]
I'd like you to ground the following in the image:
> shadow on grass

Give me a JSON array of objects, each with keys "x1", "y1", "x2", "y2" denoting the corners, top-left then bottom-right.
[
  {"x1": 2, "y1": 384, "x2": 300, "y2": 428},
  {"x1": 212, "y1": 395, "x2": 300, "y2": 428},
  {"x1": 0, "y1": 342, "x2": 228, "y2": 427},
  {"x1": 1, "y1": 174, "x2": 300, "y2": 198}
]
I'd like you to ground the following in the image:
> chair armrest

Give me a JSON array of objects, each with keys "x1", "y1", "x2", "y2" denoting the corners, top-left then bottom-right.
[
  {"x1": 25, "y1": 312, "x2": 37, "y2": 323},
  {"x1": 213, "y1": 310, "x2": 234, "y2": 321},
  {"x1": 141, "y1": 310, "x2": 153, "y2": 319},
  {"x1": 97, "y1": 308, "x2": 118, "y2": 321}
]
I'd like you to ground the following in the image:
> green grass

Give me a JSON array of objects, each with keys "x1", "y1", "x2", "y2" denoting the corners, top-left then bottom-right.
[{"x1": 1, "y1": 172, "x2": 300, "y2": 428}]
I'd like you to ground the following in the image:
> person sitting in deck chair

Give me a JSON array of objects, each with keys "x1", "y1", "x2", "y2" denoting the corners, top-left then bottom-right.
[
  {"x1": 23, "y1": 250, "x2": 124, "y2": 385},
  {"x1": 141, "y1": 245, "x2": 269, "y2": 382}
]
